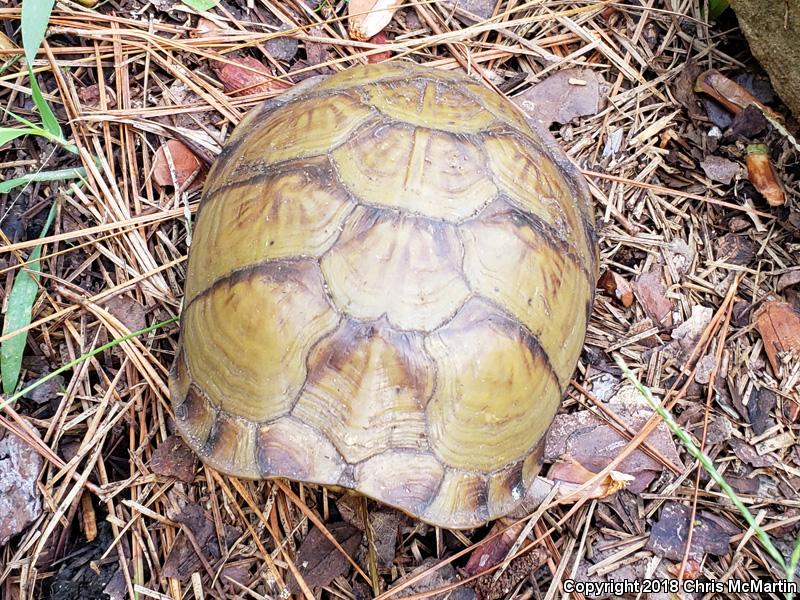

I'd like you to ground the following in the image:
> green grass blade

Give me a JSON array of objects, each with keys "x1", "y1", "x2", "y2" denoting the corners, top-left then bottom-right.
[
  {"x1": 1, "y1": 201, "x2": 58, "y2": 395},
  {"x1": 0, "y1": 127, "x2": 40, "y2": 147},
  {"x1": 0, "y1": 316, "x2": 179, "y2": 412},
  {"x1": 27, "y1": 66, "x2": 62, "y2": 139},
  {"x1": 0, "y1": 166, "x2": 86, "y2": 194},
  {"x1": 180, "y1": 0, "x2": 220, "y2": 10},
  {"x1": 21, "y1": 0, "x2": 57, "y2": 64}
]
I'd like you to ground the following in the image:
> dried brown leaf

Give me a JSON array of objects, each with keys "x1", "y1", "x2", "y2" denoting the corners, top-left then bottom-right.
[
  {"x1": 287, "y1": 522, "x2": 361, "y2": 593},
  {"x1": 746, "y1": 144, "x2": 786, "y2": 206},
  {"x1": 754, "y1": 301, "x2": 800, "y2": 375},
  {"x1": 77, "y1": 84, "x2": 117, "y2": 109},
  {"x1": 152, "y1": 140, "x2": 205, "y2": 190},
  {"x1": 515, "y1": 68, "x2": 603, "y2": 127},
  {"x1": 695, "y1": 69, "x2": 781, "y2": 121},
  {"x1": 212, "y1": 56, "x2": 289, "y2": 96},
  {"x1": 646, "y1": 503, "x2": 732, "y2": 561},
  {"x1": 150, "y1": 435, "x2": 197, "y2": 483},
  {"x1": 633, "y1": 268, "x2": 674, "y2": 328},
  {"x1": 598, "y1": 270, "x2": 634, "y2": 307},
  {"x1": 548, "y1": 458, "x2": 634, "y2": 501},
  {"x1": 463, "y1": 519, "x2": 523, "y2": 577},
  {"x1": 348, "y1": 0, "x2": 403, "y2": 41},
  {"x1": 699, "y1": 155, "x2": 740, "y2": 185}
]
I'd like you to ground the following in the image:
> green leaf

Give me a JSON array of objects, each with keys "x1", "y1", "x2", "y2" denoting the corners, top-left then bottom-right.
[
  {"x1": 0, "y1": 165, "x2": 86, "y2": 194},
  {"x1": 180, "y1": 0, "x2": 220, "y2": 11},
  {"x1": 21, "y1": 0, "x2": 57, "y2": 64},
  {"x1": 27, "y1": 66, "x2": 62, "y2": 139},
  {"x1": 1, "y1": 201, "x2": 58, "y2": 396},
  {"x1": 0, "y1": 127, "x2": 40, "y2": 147}
]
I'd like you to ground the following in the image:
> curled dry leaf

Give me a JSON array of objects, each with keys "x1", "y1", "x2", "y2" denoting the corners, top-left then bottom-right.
[
  {"x1": 754, "y1": 301, "x2": 800, "y2": 376},
  {"x1": 212, "y1": 56, "x2": 289, "y2": 96},
  {"x1": 695, "y1": 69, "x2": 781, "y2": 121},
  {"x1": 548, "y1": 457, "x2": 634, "y2": 501},
  {"x1": 745, "y1": 144, "x2": 785, "y2": 206},
  {"x1": 348, "y1": 0, "x2": 403, "y2": 41},
  {"x1": 366, "y1": 31, "x2": 391, "y2": 63},
  {"x1": 152, "y1": 140, "x2": 205, "y2": 190},
  {"x1": 598, "y1": 270, "x2": 634, "y2": 307}
]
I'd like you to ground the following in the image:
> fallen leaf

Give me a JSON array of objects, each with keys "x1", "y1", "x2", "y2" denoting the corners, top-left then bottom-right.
[
  {"x1": 729, "y1": 437, "x2": 776, "y2": 468},
  {"x1": 366, "y1": 31, "x2": 391, "y2": 63},
  {"x1": 671, "y1": 60, "x2": 704, "y2": 120},
  {"x1": 463, "y1": 519, "x2": 523, "y2": 577},
  {"x1": 150, "y1": 435, "x2": 197, "y2": 483},
  {"x1": 102, "y1": 295, "x2": 146, "y2": 333},
  {"x1": 391, "y1": 558, "x2": 476, "y2": 600},
  {"x1": 544, "y1": 386, "x2": 683, "y2": 493},
  {"x1": 152, "y1": 140, "x2": 205, "y2": 190},
  {"x1": 287, "y1": 522, "x2": 361, "y2": 593},
  {"x1": 646, "y1": 503, "x2": 732, "y2": 561},
  {"x1": 667, "y1": 558, "x2": 702, "y2": 580},
  {"x1": 441, "y1": 0, "x2": 496, "y2": 21},
  {"x1": 348, "y1": 0, "x2": 403, "y2": 41},
  {"x1": 666, "y1": 305, "x2": 713, "y2": 361},
  {"x1": 755, "y1": 301, "x2": 800, "y2": 376},
  {"x1": 633, "y1": 268, "x2": 674, "y2": 328},
  {"x1": 367, "y1": 510, "x2": 401, "y2": 569},
  {"x1": 77, "y1": 84, "x2": 117, "y2": 109},
  {"x1": 0, "y1": 429, "x2": 43, "y2": 546},
  {"x1": 22, "y1": 372, "x2": 65, "y2": 404},
  {"x1": 266, "y1": 26, "x2": 299, "y2": 62},
  {"x1": 598, "y1": 270, "x2": 634, "y2": 307},
  {"x1": 304, "y1": 27, "x2": 332, "y2": 69},
  {"x1": 514, "y1": 68, "x2": 603, "y2": 127},
  {"x1": 746, "y1": 144, "x2": 785, "y2": 206},
  {"x1": 212, "y1": 56, "x2": 289, "y2": 96},
  {"x1": 778, "y1": 271, "x2": 800, "y2": 292},
  {"x1": 162, "y1": 504, "x2": 242, "y2": 581},
  {"x1": 700, "y1": 155, "x2": 740, "y2": 185},
  {"x1": 729, "y1": 103, "x2": 768, "y2": 138},
  {"x1": 548, "y1": 457, "x2": 634, "y2": 501},
  {"x1": 695, "y1": 69, "x2": 781, "y2": 121},
  {"x1": 715, "y1": 233, "x2": 756, "y2": 266},
  {"x1": 747, "y1": 387, "x2": 777, "y2": 435}
]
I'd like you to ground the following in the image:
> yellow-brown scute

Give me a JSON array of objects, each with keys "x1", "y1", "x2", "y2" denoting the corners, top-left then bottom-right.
[{"x1": 172, "y1": 62, "x2": 597, "y2": 529}]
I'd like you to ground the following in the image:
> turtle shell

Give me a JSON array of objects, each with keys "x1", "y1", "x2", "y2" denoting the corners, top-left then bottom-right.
[{"x1": 169, "y1": 62, "x2": 598, "y2": 529}]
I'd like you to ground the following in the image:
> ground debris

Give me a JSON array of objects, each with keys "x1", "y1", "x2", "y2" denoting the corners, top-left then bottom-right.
[
  {"x1": 152, "y1": 140, "x2": 205, "y2": 190},
  {"x1": 0, "y1": 429, "x2": 43, "y2": 546},
  {"x1": 150, "y1": 435, "x2": 197, "y2": 483},
  {"x1": 287, "y1": 522, "x2": 361, "y2": 593},
  {"x1": 391, "y1": 558, "x2": 474, "y2": 600},
  {"x1": 633, "y1": 268, "x2": 674, "y2": 328},
  {"x1": 646, "y1": 503, "x2": 732, "y2": 561},
  {"x1": 699, "y1": 155, "x2": 740, "y2": 184},
  {"x1": 514, "y1": 68, "x2": 603, "y2": 127},
  {"x1": 754, "y1": 301, "x2": 800, "y2": 376},
  {"x1": 598, "y1": 270, "x2": 634, "y2": 307}
]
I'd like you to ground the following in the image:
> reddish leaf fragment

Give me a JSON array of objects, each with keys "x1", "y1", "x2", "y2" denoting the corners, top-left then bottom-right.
[
  {"x1": 152, "y1": 140, "x2": 205, "y2": 191},
  {"x1": 366, "y1": 31, "x2": 391, "y2": 63},
  {"x1": 287, "y1": 522, "x2": 361, "y2": 593},
  {"x1": 667, "y1": 559, "x2": 702, "y2": 580},
  {"x1": 754, "y1": 301, "x2": 800, "y2": 375},
  {"x1": 633, "y1": 268, "x2": 674, "y2": 328},
  {"x1": 746, "y1": 144, "x2": 785, "y2": 206},
  {"x1": 0, "y1": 430, "x2": 43, "y2": 546},
  {"x1": 646, "y1": 503, "x2": 731, "y2": 561},
  {"x1": 463, "y1": 519, "x2": 523, "y2": 577},
  {"x1": 150, "y1": 435, "x2": 198, "y2": 483},
  {"x1": 694, "y1": 69, "x2": 781, "y2": 121},
  {"x1": 212, "y1": 56, "x2": 290, "y2": 96},
  {"x1": 598, "y1": 270, "x2": 634, "y2": 307}
]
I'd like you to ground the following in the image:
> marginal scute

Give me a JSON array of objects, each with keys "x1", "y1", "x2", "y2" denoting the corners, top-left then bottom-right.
[
  {"x1": 186, "y1": 158, "x2": 355, "y2": 302},
  {"x1": 354, "y1": 451, "x2": 444, "y2": 519},
  {"x1": 174, "y1": 385, "x2": 216, "y2": 452},
  {"x1": 331, "y1": 124, "x2": 497, "y2": 221},
  {"x1": 206, "y1": 91, "x2": 376, "y2": 194},
  {"x1": 321, "y1": 206, "x2": 470, "y2": 331},
  {"x1": 292, "y1": 319, "x2": 433, "y2": 463},
  {"x1": 460, "y1": 201, "x2": 591, "y2": 386},
  {"x1": 257, "y1": 417, "x2": 345, "y2": 484},
  {"x1": 487, "y1": 461, "x2": 526, "y2": 518},
  {"x1": 200, "y1": 412, "x2": 260, "y2": 478},
  {"x1": 182, "y1": 260, "x2": 339, "y2": 423},
  {"x1": 482, "y1": 132, "x2": 594, "y2": 268},
  {"x1": 521, "y1": 435, "x2": 547, "y2": 489},
  {"x1": 363, "y1": 78, "x2": 500, "y2": 133},
  {"x1": 424, "y1": 470, "x2": 489, "y2": 528},
  {"x1": 425, "y1": 298, "x2": 562, "y2": 472},
  {"x1": 465, "y1": 83, "x2": 534, "y2": 134}
]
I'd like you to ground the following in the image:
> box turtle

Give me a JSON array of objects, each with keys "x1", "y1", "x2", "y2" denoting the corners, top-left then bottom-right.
[{"x1": 169, "y1": 62, "x2": 598, "y2": 529}]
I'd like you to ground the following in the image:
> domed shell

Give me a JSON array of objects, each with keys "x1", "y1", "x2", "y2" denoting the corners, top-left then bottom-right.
[{"x1": 170, "y1": 62, "x2": 598, "y2": 529}]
